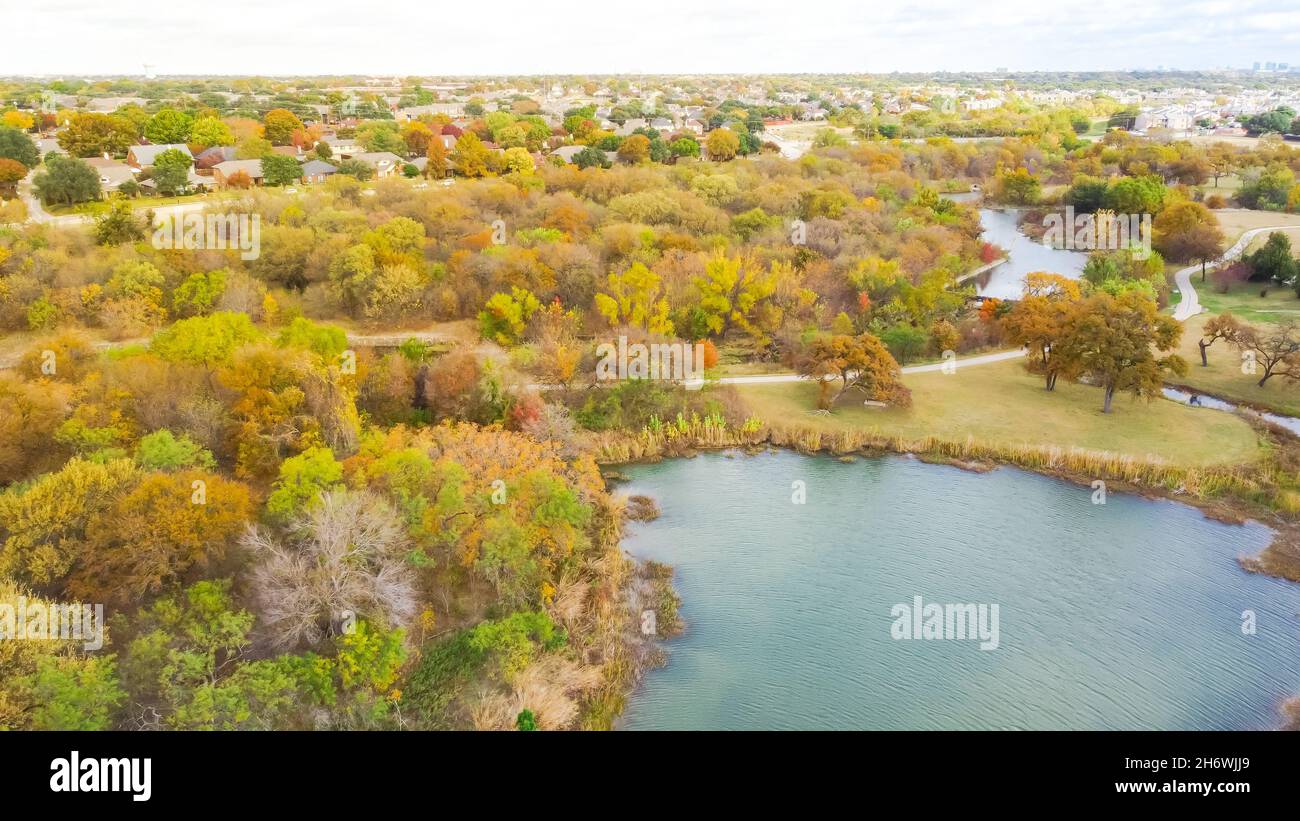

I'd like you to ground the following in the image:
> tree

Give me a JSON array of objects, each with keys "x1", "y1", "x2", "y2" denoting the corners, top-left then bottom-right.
[
  {"x1": 189, "y1": 116, "x2": 235, "y2": 150},
  {"x1": 573, "y1": 145, "x2": 610, "y2": 169},
  {"x1": 0, "y1": 157, "x2": 27, "y2": 196},
  {"x1": 56, "y1": 112, "x2": 135, "y2": 157},
  {"x1": 1055, "y1": 291, "x2": 1186, "y2": 412},
  {"x1": 144, "y1": 108, "x2": 193, "y2": 144},
  {"x1": 1001, "y1": 273, "x2": 1084, "y2": 390},
  {"x1": 93, "y1": 198, "x2": 147, "y2": 245},
  {"x1": 992, "y1": 166, "x2": 1041, "y2": 205},
  {"x1": 796, "y1": 333, "x2": 910, "y2": 409},
  {"x1": 264, "y1": 446, "x2": 344, "y2": 522},
  {"x1": 1198, "y1": 312, "x2": 1243, "y2": 367},
  {"x1": 425, "y1": 138, "x2": 448, "y2": 179},
  {"x1": 400, "y1": 121, "x2": 435, "y2": 156},
  {"x1": 263, "y1": 109, "x2": 305, "y2": 145},
  {"x1": 1233, "y1": 320, "x2": 1300, "y2": 387},
  {"x1": 67, "y1": 471, "x2": 252, "y2": 605},
  {"x1": 479, "y1": 287, "x2": 541, "y2": 345},
  {"x1": 0, "y1": 126, "x2": 39, "y2": 168},
  {"x1": 1153, "y1": 200, "x2": 1224, "y2": 277},
  {"x1": 502, "y1": 146, "x2": 534, "y2": 175},
  {"x1": 33, "y1": 154, "x2": 100, "y2": 205},
  {"x1": 706, "y1": 128, "x2": 740, "y2": 162},
  {"x1": 150, "y1": 312, "x2": 261, "y2": 367},
  {"x1": 617, "y1": 134, "x2": 651, "y2": 164},
  {"x1": 594, "y1": 262, "x2": 673, "y2": 334},
  {"x1": 261, "y1": 153, "x2": 302, "y2": 187},
  {"x1": 245, "y1": 490, "x2": 417, "y2": 650},
  {"x1": 150, "y1": 148, "x2": 193, "y2": 195},
  {"x1": 1, "y1": 110, "x2": 33, "y2": 131},
  {"x1": 1246, "y1": 231, "x2": 1299, "y2": 286},
  {"x1": 451, "y1": 132, "x2": 491, "y2": 178}
]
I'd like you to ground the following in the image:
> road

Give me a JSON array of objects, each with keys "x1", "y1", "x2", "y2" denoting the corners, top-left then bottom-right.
[
  {"x1": 1172, "y1": 225, "x2": 1294, "y2": 322},
  {"x1": 16, "y1": 177, "x2": 229, "y2": 227}
]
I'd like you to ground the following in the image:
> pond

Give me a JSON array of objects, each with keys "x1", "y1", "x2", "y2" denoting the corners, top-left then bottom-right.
[
  {"x1": 617, "y1": 451, "x2": 1300, "y2": 730},
  {"x1": 971, "y1": 208, "x2": 1088, "y2": 299}
]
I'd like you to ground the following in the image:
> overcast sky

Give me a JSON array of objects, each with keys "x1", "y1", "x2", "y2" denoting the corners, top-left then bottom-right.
[{"x1": 6, "y1": 0, "x2": 1299, "y2": 76}]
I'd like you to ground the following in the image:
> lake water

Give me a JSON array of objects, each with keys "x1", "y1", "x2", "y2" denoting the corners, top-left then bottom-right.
[
  {"x1": 972, "y1": 208, "x2": 1088, "y2": 299},
  {"x1": 617, "y1": 451, "x2": 1300, "y2": 730}
]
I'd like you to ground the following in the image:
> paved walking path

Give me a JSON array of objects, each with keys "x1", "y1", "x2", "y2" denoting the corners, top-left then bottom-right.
[{"x1": 1172, "y1": 225, "x2": 1294, "y2": 322}]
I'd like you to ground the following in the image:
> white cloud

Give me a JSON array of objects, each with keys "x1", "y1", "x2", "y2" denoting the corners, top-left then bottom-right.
[{"x1": 4, "y1": 0, "x2": 1296, "y2": 75}]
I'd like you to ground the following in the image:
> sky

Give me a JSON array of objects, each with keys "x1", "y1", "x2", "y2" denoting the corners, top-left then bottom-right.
[{"x1": 6, "y1": 0, "x2": 1300, "y2": 76}]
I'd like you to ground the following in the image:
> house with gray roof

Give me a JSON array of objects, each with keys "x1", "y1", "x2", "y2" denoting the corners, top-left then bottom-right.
[{"x1": 127, "y1": 144, "x2": 193, "y2": 170}]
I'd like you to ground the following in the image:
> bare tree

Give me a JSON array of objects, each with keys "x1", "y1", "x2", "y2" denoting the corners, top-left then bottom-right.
[
  {"x1": 245, "y1": 490, "x2": 417, "y2": 650},
  {"x1": 1234, "y1": 320, "x2": 1300, "y2": 388}
]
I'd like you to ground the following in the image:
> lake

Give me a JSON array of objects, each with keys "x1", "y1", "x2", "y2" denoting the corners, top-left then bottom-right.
[{"x1": 617, "y1": 451, "x2": 1300, "y2": 730}]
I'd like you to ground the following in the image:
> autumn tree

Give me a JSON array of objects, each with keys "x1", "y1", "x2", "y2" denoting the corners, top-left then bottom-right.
[
  {"x1": 1153, "y1": 200, "x2": 1224, "y2": 278},
  {"x1": 263, "y1": 109, "x2": 305, "y2": 145},
  {"x1": 796, "y1": 333, "x2": 911, "y2": 410},
  {"x1": 1055, "y1": 290, "x2": 1186, "y2": 413},
  {"x1": 1197, "y1": 312, "x2": 1243, "y2": 367},
  {"x1": 706, "y1": 128, "x2": 740, "y2": 162},
  {"x1": 617, "y1": 134, "x2": 651, "y2": 164},
  {"x1": 67, "y1": 470, "x2": 252, "y2": 605},
  {"x1": 1000, "y1": 272, "x2": 1083, "y2": 390},
  {"x1": 594, "y1": 262, "x2": 673, "y2": 334},
  {"x1": 452, "y1": 132, "x2": 491, "y2": 178}
]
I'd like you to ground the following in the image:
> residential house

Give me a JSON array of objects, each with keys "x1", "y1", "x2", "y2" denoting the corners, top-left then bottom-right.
[
  {"x1": 85, "y1": 157, "x2": 135, "y2": 193},
  {"x1": 194, "y1": 146, "x2": 238, "y2": 171},
  {"x1": 212, "y1": 159, "x2": 264, "y2": 188},
  {"x1": 350, "y1": 151, "x2": 403, "y2": 178},
  {"x1": 127, "y1": 144, "x2": 193, "y2": 171},
  {"x1": 300, "y1": 159, "x2": 338, "y2": 184}
]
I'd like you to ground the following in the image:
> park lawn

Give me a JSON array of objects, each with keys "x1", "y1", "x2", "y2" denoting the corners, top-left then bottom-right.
[
  {"x1": 736, "y1": 358, "x2": 1264, "y2": 467},
  {"x1": 1172, "y1": 312, "x2": 1300, "y2": 417},
  {"x1": 1193, "y1": 277, "x2": 1300, "y2": 321}
]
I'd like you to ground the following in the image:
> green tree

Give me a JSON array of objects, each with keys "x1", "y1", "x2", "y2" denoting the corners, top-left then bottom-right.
[
  {"x1": 33, "y1": 154, "x2": 100, "y2": 205},
  {"x1": 144, "y1": 108, "x2": 194, "y2": 144},
  {"x1": 150, "y1": 148, "x2": 193, "y2": 195},
  {"x1": 0, "y1": 125, "x2": 39, "y2": 168},
  {"x1": 261, "y1": 153, "x2": 303, "y2": 186},
  {"x1": 189, "y1": 116, "x2": 235, "y2": 150},
  {"x1": 265, "y1": 446, "x2": 344, "y2": 522}
]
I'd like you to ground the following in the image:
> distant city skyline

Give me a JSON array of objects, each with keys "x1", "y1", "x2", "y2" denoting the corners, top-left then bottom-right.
[{"x1": 7, "y1": 0, "x2": 1300, "y2": 77}]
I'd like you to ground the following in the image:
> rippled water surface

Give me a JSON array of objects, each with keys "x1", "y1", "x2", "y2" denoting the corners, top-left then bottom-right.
[{"x1": 617, "y1": 451, "x2": 1299, "y2": 730}]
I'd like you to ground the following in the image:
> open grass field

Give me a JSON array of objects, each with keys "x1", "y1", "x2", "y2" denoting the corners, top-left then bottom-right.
[
  {"x1": 736, "y1": 358, "x2": 1265, "y2": 467},
  {"x1": 1193, "y1": 277, "x2": 1300, "y2": 322},
  {"x1": 1215, "y1": 210, "x2": 1300, "y2": 238},
  {"x1": 1173, "y1": 312, "x2": 1300, "y2": 417}
]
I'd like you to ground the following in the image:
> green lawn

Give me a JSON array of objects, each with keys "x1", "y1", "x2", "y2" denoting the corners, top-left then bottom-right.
[
  {"x1": 1194, "y1": 278, "x2": 1300, "y2": 322},
  {"x1": 737, "y1": 358, "x2": 1264, "y2": 467}
]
